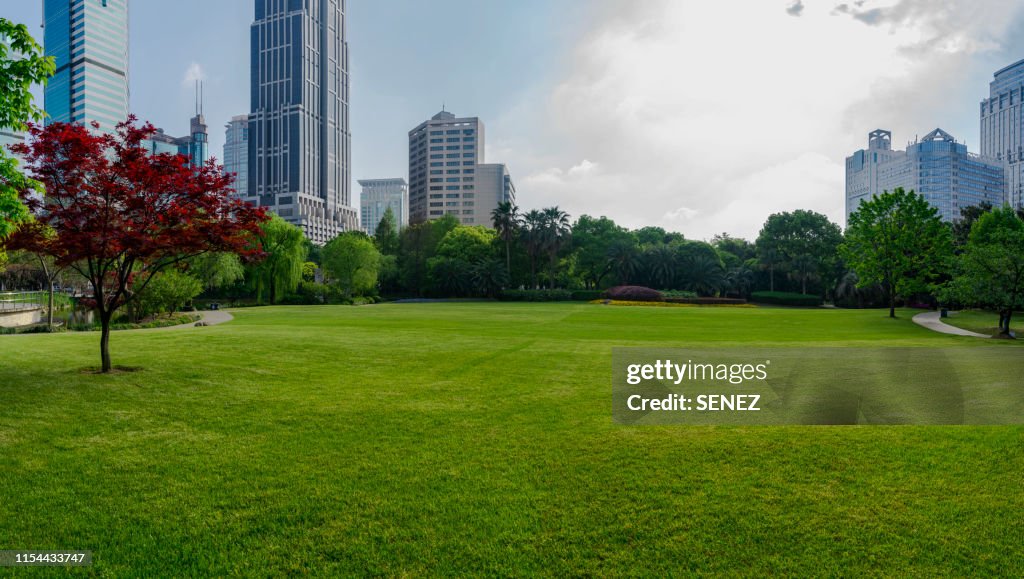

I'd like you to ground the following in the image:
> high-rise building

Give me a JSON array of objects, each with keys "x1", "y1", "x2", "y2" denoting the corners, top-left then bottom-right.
[
  {"x1": 846, "y1": 129, "x2": 1005, "y2": 223},
  {"x1": 43, "y1": 0, "x2": 129, "y2": 133},
  {"x1": 249, "y1": 0, "x2": 356, "y2": 245},
  {"x1": 224, "y1": 115, "x2": 250, "y2": 199},
  {"x1": 0, "y1": 130, "x2": 25, "y2": 164},
  {"x1": 359, "y1": 178, "x2": 408, "y2": 234},
  {"x1": 142, "y1": 111, "x2": 209, "y2": 168},
  {"x1": 981, "y1": 58, "x2": 1024, "y2": 209},
  {"x1": 408, "y1": 110, "x2": 514, "y2": 226}
]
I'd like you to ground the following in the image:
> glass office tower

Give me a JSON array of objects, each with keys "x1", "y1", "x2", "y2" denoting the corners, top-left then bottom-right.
[
  {"x1": 43, "y1": 0, "x2": 130, "y2": 133},
  {"x1": 250, "y1": 0, "x2": 356, "y2": 244}
]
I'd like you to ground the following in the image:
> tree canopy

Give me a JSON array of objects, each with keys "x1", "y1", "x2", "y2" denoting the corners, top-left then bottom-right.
[{"x1": 840, "y1": 188, "x2": 952, "y2": 318}]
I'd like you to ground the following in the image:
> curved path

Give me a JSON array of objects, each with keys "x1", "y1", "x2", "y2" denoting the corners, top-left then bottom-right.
[
  {"x1": 912, "y1": 311, "x2": 990, "y2": 338},
  {"x1": 150, "y1": 309, "x2": 234, "y2": 331}
]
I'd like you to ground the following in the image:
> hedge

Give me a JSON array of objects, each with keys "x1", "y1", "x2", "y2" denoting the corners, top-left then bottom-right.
[
  {"x1": 665, "y1": 297, "x2": 747, "y2": 305},
  {"x1": 499, "y1": 289, "x2": 574, "y2": 302},
  {"x1": 750, "y1": 291, "x2": 822, "y2": 307},
  {"x1": 604, "y1": 286, "x2": 664, "y2": 302}
]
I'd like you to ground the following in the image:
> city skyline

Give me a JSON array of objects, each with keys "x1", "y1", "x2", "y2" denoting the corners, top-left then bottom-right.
[{"x1": 4, "y1": 1, "x2": 1024, "y2": 239}]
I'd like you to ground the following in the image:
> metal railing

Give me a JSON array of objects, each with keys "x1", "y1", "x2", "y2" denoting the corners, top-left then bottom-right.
[{"x1": 0, "y1": 291, "x2": 47, "y2": 313}]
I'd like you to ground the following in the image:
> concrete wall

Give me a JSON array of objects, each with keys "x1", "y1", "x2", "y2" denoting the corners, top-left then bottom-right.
[{"x1": 0, "y1": 308, "x2": 42, "y2": 328}]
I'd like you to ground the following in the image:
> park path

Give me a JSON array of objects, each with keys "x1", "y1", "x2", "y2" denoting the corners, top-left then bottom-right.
[
  {"x1": 141, "y1": 309, "x2": 234, "y2": 332},
  {"x1": 912, "y1": 311, "x2": 990, "y2": 338}
]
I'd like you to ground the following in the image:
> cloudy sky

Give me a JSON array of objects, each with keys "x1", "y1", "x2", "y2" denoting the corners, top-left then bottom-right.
[{"x1": 5, "y1": 0, "x2": 1024, "y2": 239}]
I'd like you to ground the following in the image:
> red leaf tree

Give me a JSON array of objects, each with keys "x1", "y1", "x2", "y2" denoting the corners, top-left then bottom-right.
[{"x1": 5, "y1": 117, "x2": 267, "y2": 372}]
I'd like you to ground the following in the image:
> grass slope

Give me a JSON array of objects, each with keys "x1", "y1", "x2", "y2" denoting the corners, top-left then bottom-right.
[{"x1": 1, "y1": 304, "x2": 1022, "y2": 575}]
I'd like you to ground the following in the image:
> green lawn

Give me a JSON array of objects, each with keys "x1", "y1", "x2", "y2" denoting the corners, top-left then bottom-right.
[
  {"x1": 1, "y1": 303, "x2": 1022, "y2": 575},
  {"x1": 944, "y1": 309, "x2": 1021, "y2": 337}
]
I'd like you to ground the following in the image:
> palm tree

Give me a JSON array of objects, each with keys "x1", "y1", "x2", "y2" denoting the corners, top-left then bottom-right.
[
  {"x1": 726, "y1": 264, "x2": 755, "y2": 298},
  {"x1": 644, "y1": 245, "x2": 677, "y2": 289},
  {"x1": 607, "y1": 239, "x2": 640, "y2": 285},
  {"x1": 491, "y1": 201, "x2": 521, "y2": 279},
  {"x1": 522, "y1": 210, "x2": 546, "y2": 289},
  {"x1": 541, "y1": 206, "x2": 571, "y2": 289},
  {"x1": 758, "y1": 247, "x2": 781, "y2": 292},
  {"x1": 788, "y1": 254, "x2": 819, "y2": 295},
  {"x1": 682, "y1": 254, "x2": 726, "y2": 296}
]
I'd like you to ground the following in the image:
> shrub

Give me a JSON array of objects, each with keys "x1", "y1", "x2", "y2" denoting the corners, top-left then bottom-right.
[
  {"x1": 665, "y1": 297, "x2": 747, "y2": 305},
  {"x1": 570, "y1": 290, "x2": 605, "y2": 301},
  {"x1": 499, "y1": 289, "x2": 574, "y2": 302},
  {"x1": 662, "y1": 290, "x2": 699, "y2": 299},
  {"x1": 604, "y1": 286, "x2": 664, "y2": 302},
  {"x1": 750, "y1": 291, "x2": 822, "y2": 307}
]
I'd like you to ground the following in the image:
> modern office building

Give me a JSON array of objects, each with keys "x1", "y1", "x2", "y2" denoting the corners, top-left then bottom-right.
[
  {"x1": 408, "y1": 110, "x2": 514, "y2": 226},
  {"x1": 43, "y1": 0, "x2": 130, "y2": 133},
  {"x1": 249, "y1": 0, "x2": 356, "y2": 244},
  {"x1": 980, "y1": 58, "x2": 1024, "y2": 208},
  {"x1": 224, "y1": 115, "x2": 250, "y2": 199},
  {"x1": 472, "y1": 163, "x2": 516, "y2": 225},
  {"x1": 0, "y1": 130, "x2": 24, "y2": 156},
  {"x1": 359, "y1": 178, "x2": 408, "y2": 234},
  {"x1": 846, "y1": 129, "x2": 1005, "y2": 223},
  {"x1": 142, "y1": 111, "x2": 209, "y2": 168}
]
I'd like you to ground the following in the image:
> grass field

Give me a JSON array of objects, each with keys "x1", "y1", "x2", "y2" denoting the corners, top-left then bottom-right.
[
  {"x1": 1, "y1": 303, "x2": 1023, "y2": 575},
  {"x1": 944, "y1": 309, "x2": 1021, "y2": 336}
]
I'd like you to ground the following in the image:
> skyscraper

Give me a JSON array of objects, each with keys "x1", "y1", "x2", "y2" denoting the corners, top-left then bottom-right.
[
  {"x1": 250, "y1": 0, "x2": 356, "y2": 245},
  {"x1": 224, "y1": 115, "x2": 250, "y2": 199},
  {"x1": 43, "y1": 0, "x2": 129, "y2": 133},
  {"x1": 359, "y1": 178, "x2": 408, "y2": 234},
  {"x1": 408, "y1": 110, "x2": 514, "y2": 226},
  {"x1": 846, "y1": 129, "x2": 1005, "y2": 223},
  {"x1": 980, "y1": 58, "x2": 1024, "y2": 209}
]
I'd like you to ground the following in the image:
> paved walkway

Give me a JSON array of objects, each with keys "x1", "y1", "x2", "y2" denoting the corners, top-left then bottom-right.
[
  {"x1": 912, "y1": 311, "x2": 990, "y2": 338},
  {"x1": 141, "y1": 309, "x2": 234, "y2": 332}
]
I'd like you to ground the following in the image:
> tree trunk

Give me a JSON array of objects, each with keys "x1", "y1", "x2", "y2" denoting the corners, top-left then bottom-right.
[
  {"x1": 801, "y1": 277, "x2": 807, "y2": 295},
  {"x1": 770, "y1": 266, "x2": 775, "y2": 292},
  {"x1": 530, "y1": 257, "x2": 538, "y2": 290},
  {"x1": 549, "y1": 253, "x2": 556, "y2": 290},
  {"x1": 889, "y1": 292, "x2": 896, "y2": 319},
  {"x1": 100, "y1": 310, "x2": 113, "y2": 373},
  {"x1": 505, "y1": 240, "x2": 511, "y2": 280}
]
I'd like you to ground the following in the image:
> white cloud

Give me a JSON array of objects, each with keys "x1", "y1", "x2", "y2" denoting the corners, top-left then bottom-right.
[
  {"x1": 182, "y1": 62, "x2": 206, "y2": 87},
  {"x1": 499, "y1": 0, "x2": 1024, "y2": 241}
]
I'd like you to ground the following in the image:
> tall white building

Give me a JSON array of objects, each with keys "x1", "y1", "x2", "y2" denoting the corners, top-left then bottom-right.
[
  {"x1": 981, "y1": 58, "x2": 1024, "y2": 209},
  {"x1": 359, "y1": 178, "x2": 408, "y2": 234},
  {"x1": 846, "y1": 129, "x2": 1005, "y2": 223},
  {"x1": 224, "y1": 115, "x2": 249, "y2": 198},
  {"x1": 408, "y1": 110, "x2": 515, "y2": 226},
  {"x1": 249, "y1": 0, "x2": 356, "y2": 244}
]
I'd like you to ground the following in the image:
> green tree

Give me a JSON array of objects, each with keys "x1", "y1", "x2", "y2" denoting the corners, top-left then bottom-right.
[
  {"x1": 250, "y1": 214, "x2": 307, "y2": 304},
  {"x1": 681, "y1": 253, "x2": 726, "y2": 296},
  {"x1": 541, "y1": 207, "x2": 572, "y2": 289},
  {"x1": 571, "y1": 215, "x2": 630, "y2": 289},
  {"x1": 0, "y1": 19, "x2": 56, "y2": 256},
  {"x1": 135, "y1": 269, "x2": 204, "y2": 318},
  {"x1": 522, "y1": 210, "x2": 546, "y2": 289},
  {"x1": 757, "y1": 246, "x2": 781, "y2": 292},
  {"x1": 374, "y1": 206, "x2": 400, "y2": 255},
  {"x1": 840, "y1": 188, "x2": 953, "y2": 318},
  {"x1": 948, "y1": 207, "x2": 1024, "y2": 336},
  {"x1": 607, "y1": 238, "x2": 640, "y2": 285},
  {"x1": 322, "y1": 231, "x2": 381, "y2": 299},
  {"x1": 187, "y1": 252, "x2": 245, "y2": 291},
  {"x1": 435, "y1": 225, "x2": 498, "y2": 263},
  {"x1": 756, "y1": 210, "x2": 842, "y2": 295},
  {"x1": 643, "y1": 244, "x2": 677, "y2": 289},
  {"x1": 951, "y1": 202, "x2": 993, "y2": 250},
  {"x1": 491, "y1": 201, "x2": 520, "y2": 278},
  {"x1": 788, "y1": 254, "x2": 819, "y2": 295}
]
